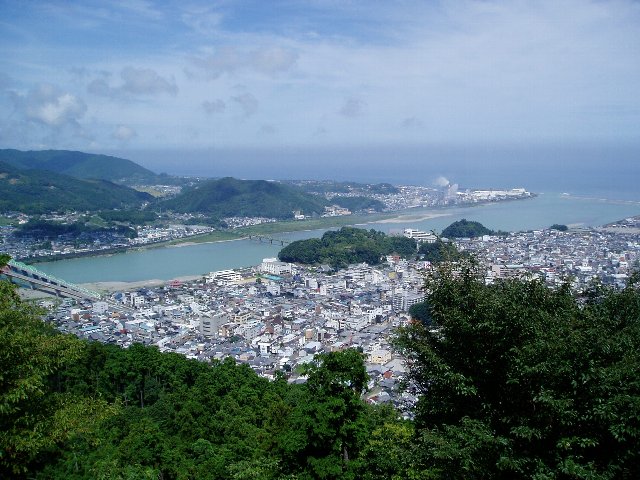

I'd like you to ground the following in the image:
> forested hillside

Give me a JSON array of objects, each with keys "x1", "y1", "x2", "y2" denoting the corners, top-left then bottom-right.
[
  {"x1": 2, "y1": 255, "x2": 639, "y2": 479},
  {"x1": 441, "y1": 218, "x2": 495, "y2": 238},
  {"x1": 278, "y1": 227, "x2": 417, "y2": 268},
  {"x1": 0, "y1": 160, "x2": 152, "y2": 213},
  {"x1": 0, "y1": 149, "x2": 160, "y2": 184},
  {"x1": 160, "y1": 177, "x2": 327, "y2": 219}
]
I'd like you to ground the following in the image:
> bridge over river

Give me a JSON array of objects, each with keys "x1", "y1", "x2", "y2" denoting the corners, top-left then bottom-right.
[
  {"x1": 2, "y1": 259, "x2": 102, "y2": 301},
  {"x1": 247, "y1": 234, "x2": 291, "y2": 246}
]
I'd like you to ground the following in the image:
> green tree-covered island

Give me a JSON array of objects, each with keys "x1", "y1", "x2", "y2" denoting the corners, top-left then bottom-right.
[{"x1": 278, "y1": 227, "x2": 417, "y2": 268}]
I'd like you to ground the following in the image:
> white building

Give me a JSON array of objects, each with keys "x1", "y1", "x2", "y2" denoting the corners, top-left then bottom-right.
[
  {"x1": 369, "y1": 349, "x2": 392, "y2": 365},
  {"x1": 403, "y1": 229, "x2": 437, "y2": 244},
  {"x1": 259, "y1": 258, "x2": 292, "y2": 275},
  {"x1": 206, "y1": 269, "x2": 242, "y2": 285}
]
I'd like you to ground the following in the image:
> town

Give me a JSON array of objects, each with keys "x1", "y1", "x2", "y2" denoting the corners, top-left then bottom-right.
[{"x1": 37, "y1": 215, "x2": 640, "y2": 414}]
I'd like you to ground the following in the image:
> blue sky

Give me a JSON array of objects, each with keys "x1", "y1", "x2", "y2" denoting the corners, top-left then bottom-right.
[{"x1": 1, "y1": 0, "x2": 639, "y2": 178}]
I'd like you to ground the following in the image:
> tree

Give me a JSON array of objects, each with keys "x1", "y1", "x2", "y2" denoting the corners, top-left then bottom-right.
[
  {"x1": 0, "y1": 255, "x2": 116, "y2": 476},
  {"x1": 550, "y1": 224, "x2": 569, "y2": 231},
  {"x1": 395, "y1": 258, "x2": 640, "y2": 479},
  {"x1": 418, "y1": 238, "x2": 464, "y2": 263},
  {"x1": 279, "y1": 350, "x2": 369, "y2": 479},
  {"x1": 408, "y1": 301, "x2": 431, "y2": 326},
  {"x1": 441, "y1": 219, "x2": 494, "y2": 238}
]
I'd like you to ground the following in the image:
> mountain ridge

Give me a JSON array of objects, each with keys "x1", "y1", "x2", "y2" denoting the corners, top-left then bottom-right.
[
  {"x1": 0, "y1": 149, "x2": 160, "y2": 184},
  {"x1": 160, "y1": 177, "x2": 328, "y2": 219},
  {"x1": 0, "y1": 160, "x2": 152, "y2": 213}
]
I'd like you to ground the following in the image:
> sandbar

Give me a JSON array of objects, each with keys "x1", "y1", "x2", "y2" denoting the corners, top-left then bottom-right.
[
  {"x1": 371, "y1": 212, "x2": 451, "y2": 224},
  {"x1": 79, "y1": 274, "x2": 204, "y2": 293}
]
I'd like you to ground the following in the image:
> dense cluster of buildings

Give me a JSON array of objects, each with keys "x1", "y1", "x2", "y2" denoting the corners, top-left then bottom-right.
[
  {"x1": 46, "y1": 256, "x2": 426, "y2": 411},
  {"x1": 457, "y1": 226, "x2": 639, "y2": 289},
  {"x1": 0, "y1": 221, "x2": 216, "y2": 260},
  {"x1": 40, "y1": 216, "x2": 640, "y2": 412},
  {"x1": 327, "y1": 184, "x2": 533, "y2": 211}
]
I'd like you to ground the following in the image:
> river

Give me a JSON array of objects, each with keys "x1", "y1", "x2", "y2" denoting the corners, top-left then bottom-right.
[{"x1": 34, "y1": 193, "x2": 640, "y2": 284}]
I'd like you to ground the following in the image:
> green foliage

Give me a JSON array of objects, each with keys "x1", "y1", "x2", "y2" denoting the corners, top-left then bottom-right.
[
  {"x1": 441, "y1": 218, "x2": 495, "y2": 238},
  {"x1": 418, "y1": 238, "x2": 465, "y2": 263},
  {"x1": 0, "y1": 272, "x2": 116, "y2": 477},
  {"x1": 0, "y1": 161, "x2": 152, "y2": 213},
  {"x1": 0, "y1": 149, "x2": 160, "y2": 184},
  {"x1": 278, "y1": 227, "x2": 417, "y2": 268},
  {"x1": 279, "y1": 350, "x2": 370, "y2": 479},
  {"x1": 97, "y1": 209, "x2": 158, "y2": 225},
  {"x1": 550, "y1": 223, "x2": 569, "y2": 231},
  {"x1": 395, "y1": 259, "x2": 640, "y2": 478},
  {"x1": 160, "y1": 177, "x2": 327, "y2": 219},
  {"x1": 15, "y1": 219, "x2": 137, "y2": 240},
  {"x1": 408, "y1": 301, "x2": 431, "y2": 325}
]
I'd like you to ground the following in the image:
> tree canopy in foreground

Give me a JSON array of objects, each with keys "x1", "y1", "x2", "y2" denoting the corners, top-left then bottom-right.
[{"x1": 396, "y1": 259, "x2": 640, "y2": 479}]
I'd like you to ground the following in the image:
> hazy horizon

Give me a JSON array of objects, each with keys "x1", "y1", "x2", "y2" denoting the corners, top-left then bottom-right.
[{"x1": 98, "y1": 141, "x2": 638, "y2": 199}]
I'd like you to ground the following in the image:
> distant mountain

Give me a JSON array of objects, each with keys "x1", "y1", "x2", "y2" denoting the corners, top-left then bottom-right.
[
  {"x1": 0, "y1": 160, "x2": 152, "y2": 213},
  {"x1": 160, "y1": 177, "x2": 327, "y2": 219},
  {"x1": 0, "y1": 149, "x2": 160, "y2": 184}
]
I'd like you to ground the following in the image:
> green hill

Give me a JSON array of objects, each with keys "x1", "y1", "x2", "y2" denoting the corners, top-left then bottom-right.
[
  {"x1": 0, "y1": 161, "x2": 152, "y2": 213},
  {"x1": 278, "y1": 226, "x2": 417, "y2": 268},
  {"x1": 160, "y1": 177, "x2": 327, "y2": 219},
  {"x1": 330, "y1": 196, "x2": 385, "y2": 212},
  {"x1": 0, "y1": 149, "x2": 160, "y2": 184},
  {"x1": 441, "y1": 218, "x2": 495, "y2": 238}
]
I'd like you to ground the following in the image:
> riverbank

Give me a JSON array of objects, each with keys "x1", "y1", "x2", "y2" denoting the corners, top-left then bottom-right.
[{"x1": 79, "y1": 274, "x2": 205, "y2": 293}]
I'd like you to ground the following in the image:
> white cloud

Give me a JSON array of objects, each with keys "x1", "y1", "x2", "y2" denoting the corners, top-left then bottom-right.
[
  {"x1": 259, "y1": 124, "x2": 276, "y2": 135},
  {"x1": 188, "y1": 46, "x2": 298, "y2": 79},
  {"x1": 181, "y1": 6, "x2": 223, "y2": 36},
  {"x1": 250, "y1": 47, "x2": 299, "y2": 75},
  {"x1": 17, "y1": 83, "x2": 87, "y2": 128},
  {"x1": 4, "y1": 0, "x2": 640, "y2": 150},
  {"x1": 120, "y1": 67, "x2": 177, "y2": 96},
  {"x1": 112, "y1": 124, "x2": 137, "y2": 141},
  {"x1": 339, "y1": 97, "x2": 366, "y2": 118},
  {"x1": 202, "y1": 99, "x2": 226, "y2": 114},
  {"x1": 232, "y1": 93, "x2": 259, "y2": 117},
  {"x1": 88, "y1": 67, "x2": 177, "y2": 99},
  {"x1": 401, "y1": 117, "x2": 423, "y2": 128}
]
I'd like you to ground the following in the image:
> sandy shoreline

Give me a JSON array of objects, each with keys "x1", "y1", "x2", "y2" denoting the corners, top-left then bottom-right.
[
  {"x1": 371, "y1": 212, "x2": 451, "y2": 224},
  {"x1": 79, "y1": 274, "x2": 205, "y2": 293},
  {"x1": 167, "y1": 237, "x2": 247, "y2": 248}
]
